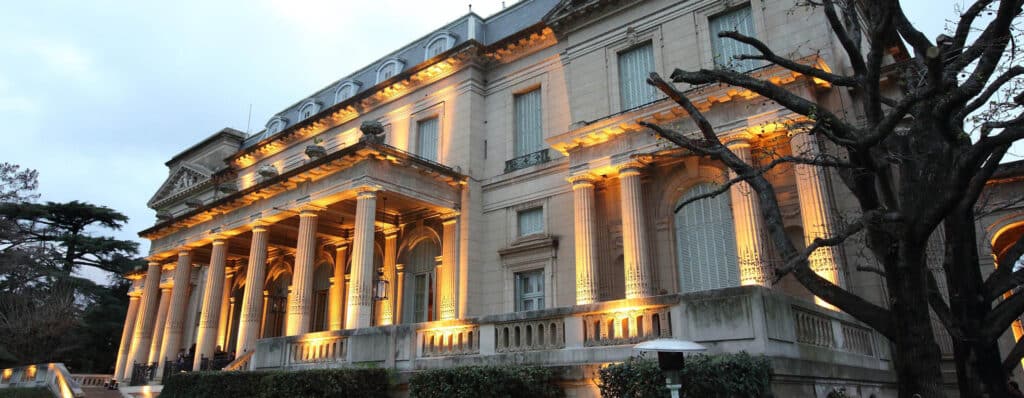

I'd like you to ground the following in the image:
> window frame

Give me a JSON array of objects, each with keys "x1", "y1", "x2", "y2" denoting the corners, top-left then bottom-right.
[
  {"x1": 694, "y1": 1, "x2": 766, "y2": 71},
  {"x1": 516, "y1": 207, "x2": 544, "y2": 237},
  {"x1": 513, "y1": 87, "x2": 544, "y2": 157},
  {"x1": 265, "y1": 116, "x2": 288, "y2": 135},
  {"x1": 514, "y1": 269, "x2": 545, "y2": 312},
  {"x1": 298, "y1": 99, "x2": 321, "y2": 121},
  {"x1": 673, "y1": 181, "x2": 740, "y2": 294},
  {"x1": 605, "y1": 27, "x2": 664, "y2": 113},
  {"x1": 334, "y1": 81, "x2": 361, "y2": 104},
  {"x1": 424, "y1": 32, "x2": 456, "y2": 59},
  {"x1": 707, "y1": 4, "x2": 760, "y2": 72},
  {"x1": 376, "y1": 58, "x2": 406, "y2": 84},
  {"x1": 616, "y1": 42, "x2": 660, "y2": 111}
]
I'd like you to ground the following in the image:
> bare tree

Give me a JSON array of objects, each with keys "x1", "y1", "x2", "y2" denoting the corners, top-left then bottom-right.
[{"x1": 640, "y1": 0, "x2": 1024, "y2": 396}]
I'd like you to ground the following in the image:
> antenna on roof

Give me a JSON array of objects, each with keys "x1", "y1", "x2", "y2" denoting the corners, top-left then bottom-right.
[
  {"x1": 502, "y1": 1, "x2": 505, "y2": 8},
  {"x1": 468, "y1": 3, "x2": 472, "y2": 12},
  {"x1": 246, "y1": 104, "x2": 252, "y2": 134}
]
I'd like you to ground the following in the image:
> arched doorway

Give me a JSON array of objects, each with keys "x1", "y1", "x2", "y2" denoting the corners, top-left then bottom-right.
[
  {"x1": 675, "y1": 182, "x2": 739, "y2": 293},
  {"x1": 403, "y1": 239, "x2": 440, "y2": 323},
  {"x1": 310, "y1": 262, "x2": 333, "y2": 332},
  {"x1": 262, "y1": 270, "x2": 291, "y2": 338}
]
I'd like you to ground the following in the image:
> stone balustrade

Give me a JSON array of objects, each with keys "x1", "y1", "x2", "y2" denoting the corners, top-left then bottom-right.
[
  {"x1": 252, "y1": 286, "x2": 892, "y2": 374},
  {"x1": 0, "y1": 363, "x2": 83, "y2": 398},
  {"x1": 70, "y1": 373, "x2": 112, "y2": 387}
]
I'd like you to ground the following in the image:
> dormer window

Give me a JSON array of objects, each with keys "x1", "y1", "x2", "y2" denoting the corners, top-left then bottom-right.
[
  {"x1": 376, "y1": 59, "x2": 405, "y2": 84},
  {"x1": 298, "y1": 99, "x2": 321, "y2": 120},
  {"x1": 334, "y1": 81, "x2": 361, "y2": 103},
  {"x1": 266, "y1": 116, "x2": 288, "y2": 134},
  {"x1": 425, "y1": 32, "x2": 456, "y2": 58}
]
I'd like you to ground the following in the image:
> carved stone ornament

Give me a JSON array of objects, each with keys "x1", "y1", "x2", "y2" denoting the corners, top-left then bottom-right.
[
  {"x1": 359, "y1": 120, "x2": 385, "y2": 144},
  {"x1": 257, "y1": 164, "x2": 279, "y2": 179},
  {"x1": 305, "y1": 144, "x2": 327, "y2": 158}
]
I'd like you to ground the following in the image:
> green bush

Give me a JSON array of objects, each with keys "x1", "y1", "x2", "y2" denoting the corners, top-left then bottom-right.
[
  {"x1": 160, "y1": 368, "x2": 389, "y2": 398},
  {"x1": 409, "y1": 365, "x2": 564, "y2": 398},
  {"x1": 598, "y1": 352, "x2": 772, "y2": 398},
  {"x1": 0, "y1": 388, "x2": 52, "y2": 398}
]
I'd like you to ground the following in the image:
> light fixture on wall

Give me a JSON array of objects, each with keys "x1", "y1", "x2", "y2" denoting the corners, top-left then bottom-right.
[{"x1": 373, "y1": 268, "x2": 388, "y2": 301}]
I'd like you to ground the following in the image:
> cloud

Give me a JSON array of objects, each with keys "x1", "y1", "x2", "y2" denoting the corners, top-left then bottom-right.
[{"x1": 23, "y1": 38, "x2": 95, "y2": 80}]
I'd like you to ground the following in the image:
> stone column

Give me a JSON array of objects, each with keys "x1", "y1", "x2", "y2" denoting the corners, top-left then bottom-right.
[
  {"x1": 181, "y1": 265, "x2": 205, "y2": 353},
  {"x1": 727, "y1": 140, "x2": 770, "y2": 286},
  {"x1": 569, "y1": 173, "x2": 600, "y2": 305},
  {"x1": 346, "y1": 189, "x2": 378, "y2": 329},
  {"x1": 791, "y1": 132, "x2": 844, "y2": 308},
  {"x1": 287, "y1": 208, "x2": 318, "y2": 336},
  {"x1": 394, "y1": 264, "x2": 405, "y2": 325},
  {"x1": 125, "y1": 261, "x2": 162, "y2": 380},
  {"x1": 439, "y1": 214, "x2": 458, "y2": 320},
  {"x1": 329, "y1": 242, "x2": 349, "y2": 331},
  {"x1": 237, "y1": 224, "x2": 269, "y2": 353},
  {"x1": 113, "y1": 277, "x2": 142, "y2": 380},
  {"x1": 217, "y1": 264, "x2": 236, "y2": 351},
  {"x1": 147, "y1": 286, "x2": 172, "y2": 365},
  {"x1": 380, "y1": 229, "x2": 399, "y2": 325},
  {"x1": 617, "y1": 162, "x2": 654, "y2": 298},
  {"x1": 194, "y1": 239, "x2": 229, "y2": 370},
  {"x1": 156, "y1": 250, "x2": 193, "y2": 378}
]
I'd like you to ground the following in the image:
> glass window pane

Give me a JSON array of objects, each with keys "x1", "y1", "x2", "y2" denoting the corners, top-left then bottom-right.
[
  {"x1": 517, "y1": 207, "x2": 543, "y2": 236},
  {"x1": 417, "y1": 117, "x2": 439, "y2": 162},
  {"x1": 709, "y1": 6, "x2": 759, "y2": 72},
  {"x1": 617, "y1": 43, "x2": 658, "y2": 110},
  {"x1": 515, "y1": 269, "x2": 545, "y2": 311},
  {"x1": 514, "y1": 89, "x2": 543, "y2": 156}
]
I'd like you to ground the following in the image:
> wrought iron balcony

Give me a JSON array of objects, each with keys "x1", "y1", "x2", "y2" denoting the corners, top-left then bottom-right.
[{"x1": 504, "y1": 149, "x2": 550, "y2": 173}]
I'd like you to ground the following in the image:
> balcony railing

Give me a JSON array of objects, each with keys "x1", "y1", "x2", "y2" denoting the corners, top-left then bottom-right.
[{"x1": 505, "y1": 149, "x2": 550, "y2": 173}]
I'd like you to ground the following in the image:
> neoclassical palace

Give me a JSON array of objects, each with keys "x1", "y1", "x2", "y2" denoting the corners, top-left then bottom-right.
[{"x1": 109, "y1": 0, "x2": 1024, "y2": 396}]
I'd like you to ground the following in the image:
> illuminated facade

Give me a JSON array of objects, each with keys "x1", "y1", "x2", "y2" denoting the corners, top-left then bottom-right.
[{"x1": 111, "y1": 0, "x2": 946, "y2": 395}]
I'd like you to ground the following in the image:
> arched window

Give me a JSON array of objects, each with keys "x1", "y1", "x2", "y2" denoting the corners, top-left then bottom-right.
[
  {"x1": 406, "y1": 240, "x2": 439, "y2": 323},
  {"x1": 266, "y1": 116, "x2": 288, "y2": 135},
  {"x1": 334, "y1": 81, "x2": 361, "y2": 103},
  {"x1": 424, "y1": 33, "x2": 455, "y2": 58},
  {"x1": 376, "y1": 59, "x2": 405, "y2": 84},
  {"x1": 675, "y1": 182, "x2": 739, "y2": 293},
  {"x1": 298, "y1": 100, "x2": 321, "y2": 120}
]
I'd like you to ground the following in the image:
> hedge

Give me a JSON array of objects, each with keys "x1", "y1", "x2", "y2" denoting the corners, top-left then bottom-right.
[
  {"x1": 160, "y1": 368, "x2": 390, "y2": 398},
  {"x1": 598, "y1": 352, "x2": 772, "y2": 398},
  {"x1": 409, "y1": 365, "x2": 564, "y2": 398},
  {"x1": 0, "y1": 388, "x2": 52, "y2": 398}
]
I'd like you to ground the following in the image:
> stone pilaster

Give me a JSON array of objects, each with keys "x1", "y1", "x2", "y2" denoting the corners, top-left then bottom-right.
[
  {"x1": 394, "y1": 263, "x2": 405, "y2": 325},
  {"x1": 147, "y1": 286, "x2": 172, "y2": 365},
  {"x1": 194, "y1": 239, "x2": 228, "y2": 370},
  {"x1": 727, "y1": 140, "x2": 770, "y2": 286},
  {"x1": 347, "y1": 189, "x2": 378, "y2": 329},
  {"x1": 125, "y1": 261, "x2": 162, "y2": 380},
  {"x1": 217, "y1": 264, "x2": 236, "y2": 351},
  {"x1": 439, "y1": 214, "x2": 459, "y2": 320},
  {"x1": 617, "y1": 162, "x2": 654, "y2": 298},
  {"x1": 569, "y1": 173, "x2": 600, "y2": 305},
  {"x1": 329, "y1": 242, "x2": 349, "y2": 331},
  {"x1": 113, "y1": 278, "x2": 142, "y2": 380},
  {"x1": 238, "y1": 224, "x2": 269, "y2": 353},
  {"x1": 156, "y1": 250, "x2": 193, "y2": 378},
  {"x1": 380, "y1": 229, "x2": 399, "y2": 325},
  {"x1": 287, "y1": 209, "x2": 318, "y2": 336},
  {"x1": 791, "y1": 132, "x2": 844, "y2": 308}
]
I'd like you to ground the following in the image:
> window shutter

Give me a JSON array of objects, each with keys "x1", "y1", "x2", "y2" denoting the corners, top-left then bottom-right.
[
  {"x1": 417, "y1": 118, "x2": 439, "y2": 162},
  {"x1": 617, "y1": 43, "x2": 658, "y2": 110},
  {"x1": 709, "y1": 6, "x2": 758, "y2": 72},
  {"x1": 514, "y1": 89, "x2": 543, "y2": 157},
  {"x1": 675, "y1": 183, "x2": 739, "y2": 293}
]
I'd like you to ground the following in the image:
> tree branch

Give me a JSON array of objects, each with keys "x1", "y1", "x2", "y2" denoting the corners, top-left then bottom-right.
[{"x1": 719, "y1": 31, "x2": 857, "y2": 86}]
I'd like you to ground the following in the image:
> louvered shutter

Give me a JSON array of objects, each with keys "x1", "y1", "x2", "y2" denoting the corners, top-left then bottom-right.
[
  {"x1": 514, "y1": 89, "x2": 543, "y2": 157},
  {"x1": 709, "y1": 6, "x2": 759, "y2": 72},
  {"x1": 417, "y1": 118, "x2": 439, "y2": 162},
  {"x1": 617, "y1": 43, "x2": 658, "y2": 110},
  {"x1": 675, "y1": 183, "x2": 740, "y2": 293}
]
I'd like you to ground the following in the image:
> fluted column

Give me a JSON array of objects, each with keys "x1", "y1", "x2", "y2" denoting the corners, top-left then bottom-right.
[
  {"x1": 113, "y1": 277, "x2": 143, "y2": 380},
  {"x1": 217, "y1": 265, "x2": 236, "y2": 351},
  {"x1": 347, "y1": 189, "x2": 378, "y2": 329},
  {"x1": 395, "y1": 264, "x2": 405, "y2": 325},
  {"x1": 156, "y1": 250, "x2": 193, "y2": 378},
  {"x1": 791, "y1": 132, "x2": 844, "y2": 308},
  {"x1": 329, "y1": 242, "x2": 349, "y2": 331},
  {"x1": 194, "y1": 239, "x2": 229, "y2": 370},
  {"x1": 125, "y1": 261, "x2": 162, "y2": 380},
  {"x1": 380, "y1": 229, "x2": 399, "y2": 325},
  {"x1": 287, "y1": 209, "x2": 318, "y2": 336},
  {"x1": 439, "y1": 214, "x2": 458, "y2": 320},
  {"x1": 569, "y1": 173, "x2": 600, "y2": 305},
  {"x1": 147, "y1": 286, "x2": 172, "y2": 364},
  {"x1": 727, "y1": 139, "x2": 770, "y2": 286},
  {"x1": 618, "y1": 162, "x2": 654, "y2": 298},
  {"x1": 237, "y1": 224, "x2": 269, "y2": 353}
]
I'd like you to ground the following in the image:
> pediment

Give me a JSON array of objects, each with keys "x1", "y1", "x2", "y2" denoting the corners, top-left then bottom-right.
[{"x1": 147, "y1": 163, "x2": 212, "y2": 208}]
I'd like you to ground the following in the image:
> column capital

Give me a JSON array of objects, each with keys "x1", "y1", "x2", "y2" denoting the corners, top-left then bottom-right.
[
  {"x1": 567, "y1": 172, "x2": 598, "y2": 187},
  {"x1": 333, "y1": 240, "x2": 351, "y2": 251},
  {"x1": 440, "y1": 211, "x2": 460, "y2": 225},
  {"x1": 211, "y1": 237, "x2": 228, "y2": 246},
  {"x1": 354, "y1": 186, "x2": 379, "y2": 199},
  {"x1": 251, "y1": 221, "x2": 270, "y2": 233},
  {"x1": 177, "y1": 248, "x2": 192, "y2": 257},
  {"x1": 615, "y1": 160, "x2": 645, "y2": 176},
  {"x1": 724, "y1": 136, "x2": 753, "y2": 149},
  {"x1": 383, "y1": 227, "x2": 400, "y2": 238},
  {"x1": 146, "y1": 260, "x2": 162, "y2": 268}
]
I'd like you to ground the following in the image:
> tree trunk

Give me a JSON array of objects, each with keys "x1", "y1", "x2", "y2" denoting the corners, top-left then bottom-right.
[{"x1": 891, "y1": 285, "x2": 948, "y2": 397}]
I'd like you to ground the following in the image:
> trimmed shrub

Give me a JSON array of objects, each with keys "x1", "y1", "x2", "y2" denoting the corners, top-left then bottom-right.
[
  {"x1": 409, "y1": 365, "x2": 564, "y2": 398},
  {"x1": 0, "y1": 388, "x2": 52, "y2": 398},
  {"x1": 160, "y1": 368, "x2": 389, "y2": 398},
  {"x1": 598, "y1": 352, "x2": 772, "y2": 398}
]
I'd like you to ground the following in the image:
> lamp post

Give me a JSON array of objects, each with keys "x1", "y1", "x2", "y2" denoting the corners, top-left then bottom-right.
[{"x1": 634, "y1": 339, "x2": 707, "y2": 398}]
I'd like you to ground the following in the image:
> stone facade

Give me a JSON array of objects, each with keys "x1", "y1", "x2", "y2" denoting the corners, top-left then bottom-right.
[{"x1": 111, "y1": 0, "x2": 1024, "y2": 396}]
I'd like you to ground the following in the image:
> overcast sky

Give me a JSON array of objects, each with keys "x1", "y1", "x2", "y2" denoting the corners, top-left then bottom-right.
[{"x1": 0, "y1": 0, "x2": 976, "y2": 283}]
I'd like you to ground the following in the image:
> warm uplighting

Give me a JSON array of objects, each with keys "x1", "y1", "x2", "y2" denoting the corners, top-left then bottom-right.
[
  {"x1": 24, "y1": 365, "x2": 36, "y2": 380},
  {"x1": 2, "y1": 368, "x2": 12, "y2": 383}
]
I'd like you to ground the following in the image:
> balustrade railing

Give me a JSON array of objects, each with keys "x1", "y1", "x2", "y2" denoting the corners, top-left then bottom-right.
[
  {"x1": 495, "y1": 318, "x2": 565, "y2": 353},
  {"x1": 286, "y1": 336, "x2": 347, "y2": 366},
  {"x1": 582, "y1": 306, "x2": 672, "y2": 347},
  {"x1": 505, "y1": 149, "x2": 550, "y2": 173},
  {"x1": 70, "y1": 373, "x2": 111, "y2": 387},
  {"x1": 222, "y1": 351, "x2": 254, "y2": 372},
  {"x1": 422, "y1": 325, "x2": 479, "y2": 357},
  {"x1": 794, "y1": 308, "x2": 835, "y2": 348},
  {"x1": 840, "y1": 322, "x2": 875, "y2": 356}
]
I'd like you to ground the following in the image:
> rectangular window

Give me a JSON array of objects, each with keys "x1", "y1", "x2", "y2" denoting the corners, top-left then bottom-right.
[
  {"x1": 515, "y1": 270, "x2": 545, "y2": 311},
  {"x1": 617, "y1": 42, "x2": 658, "y2": 110},
  {"x1": 413, "y1": 273, "x2": 434, "y2": 323},
  {"x1": 416, "y1": 117, "x2": 439, "y2": 162},
  {"x1": 517, "y1": 207, "x2": 543, "y2": 236},
  {"x1": 514, "y1": 88, "x2": 543, "y2": 157},
  {"x1": 709, "y1": 5, "x2": 759, "y2": 72}
]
